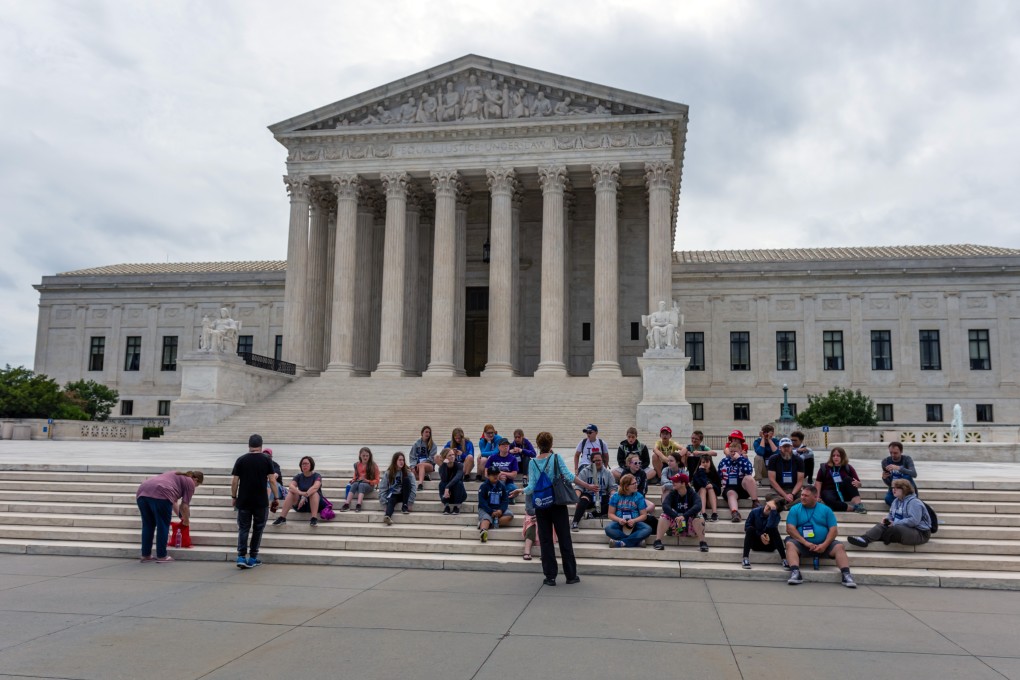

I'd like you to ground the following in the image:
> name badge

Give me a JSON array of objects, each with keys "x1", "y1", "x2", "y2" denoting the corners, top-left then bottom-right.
[
  {"x1": 893, "y1": 512, "x2": 904, "y2": 521},
  {"x1": 488, "y1": 491, "x2": 501, "y2": 505},
  {"x1": 782, "y1": 472, "x2": 793, "y2": 485},
  {"x1": 727, "y1": 474, "x2": 738, "y2": 485},
  {"x1": 801, "y1": 524, "x2": 815, "y2": 539},
  {"x1": 831, "y1": 471, "x2": 842, "y2": 484}
]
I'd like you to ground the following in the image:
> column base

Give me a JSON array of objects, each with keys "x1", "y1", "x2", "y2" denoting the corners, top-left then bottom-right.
[
  {"x1": 423, "y1": 363, "x2": 457, "y2": 377},
  {"x1": 481, "y1": 363, "x2": 516, "y2": 377},
  {"x1": 534, "y1": 362, "x2": 568, "y2": 378},
  {"x1": 372, "y1": 363, "x2": 410, "y2": 378},
  {"x1": 588, "y1": 362, "x2": 622, "y2": 378},
  {"x1": 325, "y1": 363, "x2": 358, "y2": 377}
]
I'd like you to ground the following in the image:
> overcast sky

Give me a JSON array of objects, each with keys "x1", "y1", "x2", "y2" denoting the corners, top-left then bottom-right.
[{"x1": 1, "y1": 0, "x2": 1018, "y2": 370}]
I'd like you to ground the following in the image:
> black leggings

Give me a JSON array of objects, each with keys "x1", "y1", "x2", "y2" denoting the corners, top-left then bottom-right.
[
  {"x1": 536, "y1": 504, "x2": 576, "y2": 581},
  {"x1": 742, "y1": 527, "x2": 787, "y2": 559},
  {"x1": 572, "y1": 494, "x2": 609, "y2": 524},
  {"x1": 384, "y1": 475, "x2": 413, "y2": 516},
  {"x1": 821, "y1": 485, "x2": 857, "y2": 512},
  {"x1": 439, "y1": 481, "x2": 467, "y2": 506}
]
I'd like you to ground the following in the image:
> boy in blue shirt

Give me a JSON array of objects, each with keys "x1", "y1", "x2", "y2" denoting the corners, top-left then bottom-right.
[
  {"x1": 784, "y1": 486, "x2": 856, "y2": 588},
  {"x1": 485, "y1": 437, "x2": 520, "y2": 499},
  {"x1": 477, "y1": 466, "x2": 512, "y2": 543}
]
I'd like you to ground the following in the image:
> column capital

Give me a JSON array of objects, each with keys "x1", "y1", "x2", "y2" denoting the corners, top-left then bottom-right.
[
  {"x1": 591, "y1": 162, "x2": 620, "y2": 193},
  {"x1": 455, "y1": 184, "x2": 473, "y2": 210},
  {"x1": 511, "y1": 185, "x2": 524, "y2": 210},
  {"x1": 380, "y1": 171, "x2": 410, "y2": 199},
  {"x1": 331, "y1": 173, "x2": 362, "y2": 202},
  {"x1": 405, "y1": 182, "x2": 426, "y2": 213},
  {"x1": 537, "y1": 165, "x2": 568, "y2": 194},
  {"x1": 430, "y1": 170, "x2": 462, "y2": 197},
  {"x1": 310, "y1": 182, "x2": 337, "y2": 213},
  {"x1": 486, "y1": 167, "x2": 518, "y2": 196},
  {"x1": 644, "y1": 160, "x2": 674, "y2": 191},
  {"x1": 283, "y1": 175, "x2": 311, "y2": 201}
]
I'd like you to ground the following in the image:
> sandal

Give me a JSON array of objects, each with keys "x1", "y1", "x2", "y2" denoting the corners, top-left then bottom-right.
[{"x1": 522, "y1": 553, "x2": 532, "y2": 561}]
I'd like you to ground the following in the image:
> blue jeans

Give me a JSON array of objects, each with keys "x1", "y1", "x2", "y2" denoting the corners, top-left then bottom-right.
[
  {"x1": 137, "y1": 496, "x2": 173, "y2": 559},
  {"x1": 237, "y1": 505, "x2": 268, "y2": 558},
  {"x1": 606, "y1": 521, "x2": 653, "y2": 547}
]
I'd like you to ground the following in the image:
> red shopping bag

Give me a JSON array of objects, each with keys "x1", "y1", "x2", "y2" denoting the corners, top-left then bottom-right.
[{"x1": 168, "y1": 521, "x2": 193, "y2": 548}]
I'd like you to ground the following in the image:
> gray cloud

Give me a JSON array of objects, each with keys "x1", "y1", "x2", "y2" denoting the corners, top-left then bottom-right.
[{"x1": 0, "y1": 0, "x2": 1018, "y2": 369}]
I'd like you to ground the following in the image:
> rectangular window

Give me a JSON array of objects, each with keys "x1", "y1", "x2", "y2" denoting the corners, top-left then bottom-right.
[
  {"x1": 776, "y1": 331, "x2": 797, "y2": 371},
  {"x1": 274, "y1": 335, "x2": 283, "y2": 362},
  {"x1": 237, "y1": 335, "x2": 254, "y2": 355},
  {"x1": 926, "y1": 404, "x2": 943, "y2": 422},
  {"x1": 919, "y1": 330, "x2": 941, "y2": 370},
  {"x1": 823, "y1": 331, "x2": 844, "y2": 370},
  {"x1": 778, "y1": 403, "x2": 798, "y2": 418},
  {"x1": 630, "y1": 322, "x2": 640, "y2": 341},
  {"x1": 88, "y1": 337, "x2": 105, "y2": 372},
  {"x1": 976, "y1": 404, "x2": 994, "y2": 423},
  {"x1": 877, "y1": 403, "x2": 894, "y2": 422},
  {"x1": 733, "y1": 403, "x2": 750, "y2": 421},
  {"x1": 124, "y1": 336, "x2": 141, "y2": 371},
  {"x1": 871, "y1": 330, "x2": 892, "y2": 370},
  {"x1": 969, "y1": 329, "x2": 991, "y2": 370},
  {"x1": 120, "y1": 400, "x2": 134, "y2": 416},
  {"x1": 582, "y1": 322, "x2": 591, "y2": 342},
  {"x1": 157, "y1": 400, "x2": 171, "y2": 417},
  {"x1": 161, "y1": 336, "x2": 178, "y2": 371},
  {"x1": 691, "y1": 403, "x2": 704, "y2": 421},
  {"x1": 685, "y1": 332, "x2": 705, "y2": 371},
  {"x1": 730, "y1": 331, "x2": 750, "y2": 371}
]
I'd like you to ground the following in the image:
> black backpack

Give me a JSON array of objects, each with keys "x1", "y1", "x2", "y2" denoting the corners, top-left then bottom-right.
[{"x1": 922, "y1": 501, "x2": 939, "y2": 534}]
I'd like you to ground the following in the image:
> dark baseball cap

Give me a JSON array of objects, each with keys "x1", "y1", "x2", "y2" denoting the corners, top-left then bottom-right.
[{"x1": 583, "y1": 424, "x2": 598, "y2": 433}]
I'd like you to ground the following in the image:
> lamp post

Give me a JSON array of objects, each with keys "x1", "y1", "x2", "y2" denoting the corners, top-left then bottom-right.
[{"x1": 778, "y1": 383, "x2": 795, "y2": 437}]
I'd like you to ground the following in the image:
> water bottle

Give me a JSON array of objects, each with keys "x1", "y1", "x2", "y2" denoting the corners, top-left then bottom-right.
[
  {"x1": 174, "y1": 529, "x2": 182, "y2": 548},
  {"x1": 812, "y1": 556, "x2": 820, "y2": 570}
]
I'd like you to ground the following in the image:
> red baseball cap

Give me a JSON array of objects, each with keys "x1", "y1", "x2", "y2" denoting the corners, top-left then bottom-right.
[
  {"x1": 728, "y1": 430, "x2": 745, "y2": 442},
  {"x1": 660, "y1": 426, "x2": 672, "y2": 435}
]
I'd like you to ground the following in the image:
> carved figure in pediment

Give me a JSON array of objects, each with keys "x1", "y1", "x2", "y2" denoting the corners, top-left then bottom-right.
[
  {"x1": 593, "y1": 99, "x2": 611, "y2": 115},
  {"x1": 399, "y1": 97, "x2": 417, "y2": 124},
  {"x1": 361, "y1": 105, "x2": 394, "y2": 126},
  {"x1": 530, "y1": 91, "x2": 552, "y2": 117},
  {"x1": 553, "y1": 97, "x2": 570, "y2": 117},
  {"x1": 438, "y1": 82, "x2": 461, "y2": 122},
  {"x1": 334, "y1": 117, "x2": 350, "y2": 128},
  {"x1": 483, "y1": 79, "x2": 505, "y2": 120},
  {"x1": 509, "y1": 88, "x2": 528, "y2": 118},
  {"x1": 416, "y1": 90, "x2": 438, "y2": 123},
  {"x1": 462, "y1": 75, "x2": 483, "y2": 120}
]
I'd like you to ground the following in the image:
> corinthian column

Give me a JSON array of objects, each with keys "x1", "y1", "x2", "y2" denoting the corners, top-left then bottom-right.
[
  {"x1": 282, "y1": 175, "x2": 311, "y2": 372},
  {"x1": 401, "y1": 184, "x2": 424, "y2": 374},
  {"x1": 373, "y1": 172, "x2": 410, "y2": 377},
  {"x1": 645, "y1": 160, "x2": 674, "y2": 313},
  {"x1": 352, "y1": 190, "x2": 377, "y2": 374},
  {"x1": 326, "y1": 172, "x2": 362, "y2": 374},
  {"x1": 304, "y1": 183, "x2": 332, "y2": 374},
  {"x1": 425, "y1": 170, "x2": 461, "y2": 376},
  {"x1": 482, "y1": 167, "x2": 517, "y2": 376},
  {"x1": 453, "y1": 187, "x2": 472, "y2": 374},
  {"x1": 535, "y1": 165, "x2": 568, "y2": 377},
  {"x1": 590, "y1": 162, "x2": 622, "y2": 378}
]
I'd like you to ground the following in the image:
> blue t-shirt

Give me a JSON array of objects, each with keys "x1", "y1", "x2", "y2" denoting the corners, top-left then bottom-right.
[
  {"x1": 444, "y1": 439, "x2": 475, "y2": 462},
  {"x1": 609, "y1": 492, "x2": 646, "y2": 520},
  {"x1": 486, "y1": 453, "x2": 519, "y2": 474},
  {"x1": 786, "y1": 502, "x2": 837, "y2": 545}
]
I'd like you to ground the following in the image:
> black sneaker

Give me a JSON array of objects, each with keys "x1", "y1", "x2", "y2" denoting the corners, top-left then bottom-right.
[
  {"x1": 848, "y1": 536, "x2": 870, "y2": 548},
  {"x1": 710, "y1": 513, "x2": 718, "y2": 522},
  {"x1": 452, "y1": 506, "x2": 460, "y2": 515},
  {"x1": 571, "y1": 522, "x2": 580, "y2": 532},
  {"x1": 417, "y1": 483, "x2": 423, "y2": 491},
  {"x1": 272, "y1": 517, "x2": 286, "y2": 526},
  {"x1": 309, "y1": 517, "x2": 318, "y2": 527},
  {"x1": 741, "y1": 558, "x2": 751, "y2": 569},
  {"x1": 401, "y1": 504, "x2": 409, "y2": 514},
  {"x1": 699, "y1": 541, "x2": 709, "y2": 552},
  {"x1": 424, "y1": 474, "x2": 431, "y2": 481},
  {"x1": 443, "y1": 505, "x2": 452, "y2": 515},
  {"x1": 565, "y1": 577, "x2": 580, "y2": 585},
  {"x1": 340, "y1": 503, "x2": 350, "y2": 512},
  {"x1": 787, "y1": 569, "x2": 803, "y2": 585},
  {"x1": 841, "y1": 572, "x2": 857, "y2": 589},
  {"x1": 652, "y1": 540, "x2": 664, "y2": 551},
  {"x1": 355, "y1": 503, "x2": 362, "y2": 513}
]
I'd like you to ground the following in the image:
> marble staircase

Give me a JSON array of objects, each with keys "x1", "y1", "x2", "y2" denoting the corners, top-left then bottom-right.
[
  {"x1": 2, "y1": 466, "x2": 1019, "y2": 589},
  {"x1": 164, "y1": 373, "x2": 643, "y2": 445}
]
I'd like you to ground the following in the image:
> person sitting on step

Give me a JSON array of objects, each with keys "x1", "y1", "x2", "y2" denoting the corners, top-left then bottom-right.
[
  {"x1": 379, "y1": 451, "x2": 416, "y2": 525},
  {"x1": 606, "y1": 473, "x2": 653, "y2": 548},
  {"x1": 881, "y1": 441, "x2": 918, "y2": 507},
  {"x1": 815, "y1": 447, "x2": 868, "y2": 514},
  {"x1": 477, "y1": 424, "x2": 500, "y2": 481},
  {"x1": 477, "y1": 466, "x2": 513, "y2": 543},
  {"x1": 766, "y1": 438, "x2": 806, "y2": 508},
  {"x1": 683, "y1": 429, "x2": 713, "y2": 477},
  {"x1": 849, "y1": 479, "x2": 932, "y2": 548},
  {"x1": 785, "y1": 486, "x2": 857, "y2": 588},
  {"x1": 653, "y1": 472, "x2": 708, "y2": 552},
  {"x1": 693, "y1": 453, "x2": 721, "y2": 522},
  {"x1": 341, "y1": 447, "x2": 379, "y2": 513},
  {"x1": 485, "y1": 437, "x2": 520, "y2": 498},
  {"x1": 650, "y1": 425, "x2": 680, "y2": 483},
  {"x1": 614, "y1": 426, "x2": 652, "y2": 482},
  {"x1": 440, "y1": 428, "x2": 476, "y2": 480},
  {"x1": 623, "y1": 452, "x2": 651, "y2": 498},
  {"x1": 571, "y1": 450, "x2": 618, "y2": 531},
  {"x1": 438, "y1": 448, "x2": 467, "y2": 515},
  {"x1": 791, "y1": 430, "x2": 815, "y2": 485},
  {"x1": 508, "y1": 429, "x2": 536, "y2": 475},
  {"x1": 741, "y1": 494, "x2": 788, "y2": 569},
  {"x1": 659, "y1": 452, "x2": 685, "y2": 506},
  {"x1": 410, "y1": 425, "x2": 437, "y2": 491},
  {"x1": 752, "y1": 423, "x2": 780, "y2": 483},
  {"x1": 575, "y1": 424, "x2": 609, "y2": 474},
  {"x1": 718, "y1": 434, "x2": 759, "y2": 522},
  {"x1": 273, "y1": 456, "x2": 325, "y2": 527}
]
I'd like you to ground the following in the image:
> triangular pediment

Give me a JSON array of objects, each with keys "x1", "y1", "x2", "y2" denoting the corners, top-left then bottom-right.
[{"x1": 270, "y1": 54, "x2": 687, "y2": 135}]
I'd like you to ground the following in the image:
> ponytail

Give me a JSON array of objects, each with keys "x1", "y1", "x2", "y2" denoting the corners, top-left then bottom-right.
[{"x1": 176, "y1": 470, "x2": 204, "y2": 485}]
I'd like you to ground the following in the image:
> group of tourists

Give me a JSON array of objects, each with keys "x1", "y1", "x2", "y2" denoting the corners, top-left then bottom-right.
[{"x1": 133, "y1": 425, "x2": 933, "y2": 587}]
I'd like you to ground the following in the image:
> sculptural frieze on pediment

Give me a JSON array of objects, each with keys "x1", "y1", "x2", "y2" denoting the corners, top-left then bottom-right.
[{"x1": 301, "y1": 70, "x2": 659, "y2": 131}]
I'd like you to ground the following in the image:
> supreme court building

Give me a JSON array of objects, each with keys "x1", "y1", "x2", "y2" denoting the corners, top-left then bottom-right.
[{"x1": 32, "y1": 56, "x2": 1020, "y2": 438}]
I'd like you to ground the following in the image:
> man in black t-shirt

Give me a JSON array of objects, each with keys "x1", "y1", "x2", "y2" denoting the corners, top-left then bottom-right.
[
  {"x1": 231, "y1": 434, "x2": 278, "y2": 569},
  {"x1": 766, "y1": 438, "x2": 805, "y2": 507}
]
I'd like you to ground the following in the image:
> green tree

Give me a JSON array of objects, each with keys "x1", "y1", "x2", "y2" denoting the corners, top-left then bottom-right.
[
  {"x1": 0, "y1": 365, "x2": 68, "y2": 419},
  {"x1": 63, "y1": 379, "x2": 119, "y2": 421},
  {"x1": 795, "y1": 387, "x2": 878, "y2": 429}
]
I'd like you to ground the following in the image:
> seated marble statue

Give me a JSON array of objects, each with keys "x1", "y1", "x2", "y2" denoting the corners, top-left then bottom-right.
[
  {"x1": 642, "y1": 300, "x2": 680, "y2": 350},
  {"x1": 202, "y1": 308, "x2": 242, "y2": 353}
]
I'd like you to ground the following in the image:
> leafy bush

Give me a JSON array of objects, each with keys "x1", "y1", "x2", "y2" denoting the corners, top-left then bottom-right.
[
  {"x1": 63, "y1": 379, "x2": 119, "y2": 421},
  {"x1": 795, "y1": 387, "x2": 878, "y2": 428},
  {"x1": 142, "y1": 427, "x2": 164, "y2": 440},
  {"x1": 0, "y1": 365, "x2": 67, "y2": 418}
]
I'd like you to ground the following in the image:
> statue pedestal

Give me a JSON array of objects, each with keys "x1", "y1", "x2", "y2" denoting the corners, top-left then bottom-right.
[
  {"x1": 170, "y1": 351, "x2": 294, "y2": 431},
  {"x1": 637, "y1": 350, "x2": 693, "y2": 438}
]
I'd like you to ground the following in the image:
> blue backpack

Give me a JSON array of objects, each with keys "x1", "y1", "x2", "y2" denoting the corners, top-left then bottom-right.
[{"x1": 532, "y1": 457, "x2": 556, "y2": 509}]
